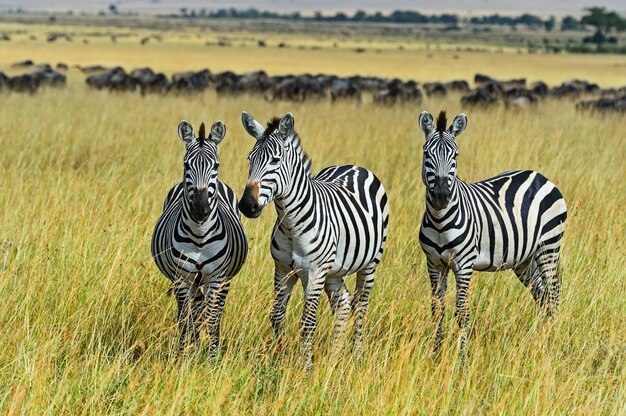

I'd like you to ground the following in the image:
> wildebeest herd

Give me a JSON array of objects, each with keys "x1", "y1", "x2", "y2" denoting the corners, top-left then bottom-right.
[
  {"x1": 1, "y1": 60, "x2": 625, "y2": 112},
  {"x1": 0, "y1": 60, "x2": 67, "y2": 94}
]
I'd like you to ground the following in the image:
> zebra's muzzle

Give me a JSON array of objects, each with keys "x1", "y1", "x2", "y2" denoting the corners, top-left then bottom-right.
[
  {"x1": 190, "y1": 187, "x2": 211, "y2": 222},
  {"x1": 239, "y1": 183, "x2": 262, "y2": 218},
  {"x1": 430, "y1": 176, "x2": 452, "y2": 210}
]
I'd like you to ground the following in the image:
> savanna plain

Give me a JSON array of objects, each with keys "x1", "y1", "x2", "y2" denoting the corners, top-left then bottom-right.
[{"x1": 0, "y1": 18, "x2": 625, "y2": 415}]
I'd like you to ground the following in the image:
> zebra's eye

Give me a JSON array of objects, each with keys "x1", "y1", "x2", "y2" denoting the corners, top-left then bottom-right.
[{"x1": 270, "y1": 156, "x2": 281, "y2": 164}]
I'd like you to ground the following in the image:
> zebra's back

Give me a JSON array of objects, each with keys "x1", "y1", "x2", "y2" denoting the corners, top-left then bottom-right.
[
  {"x1": 311, "y1": 165, "x2": 389, "y2": 277},
  {"x1": 466, "y1": 170, "x2": 567, "y2": 271}
]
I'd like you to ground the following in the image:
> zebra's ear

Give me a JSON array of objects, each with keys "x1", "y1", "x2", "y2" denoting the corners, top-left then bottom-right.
[
  {"x1": 278, "y1": 112, "x2": 294, "y2": 138},
  {"x1": 178, "y1": 120, "x2": 194, "y2": 144},
  {"x1": 241, "y1": 111, "x2": 264, "y2": 140},
  {"x1": 449, "y1": 113, "x2": 468, "y2": 137},
  {"x1": 209, "y1": 121, "x2": 226, "y2": 145},
  {"x1": 418, "y1": 111, "x2": 434, "y2": 136}
]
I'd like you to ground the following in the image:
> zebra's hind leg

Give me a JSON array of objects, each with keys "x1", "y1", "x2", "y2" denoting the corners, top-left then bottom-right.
[
  {"x1": 427, "y1": 260, "x2": 448, "y2": 357},
  {"x1": 534, "y1": 244, "x2": 563, "y2": 317},
  {"x1": 324, "y1": 277, "x2": 351, "y2": 348},
  {"x1": 351, "y1": 265, "x2": 376, "y2": 354},
  {"x1": 513, "y1": 259, "x2": 546, "y2": 307}
]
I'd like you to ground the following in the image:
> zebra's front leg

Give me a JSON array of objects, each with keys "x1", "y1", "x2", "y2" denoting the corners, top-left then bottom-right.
[
  {"x1": 324, "y1": 277, "x2": 351, "y2": 348},
  {"x1": 454, "y1": 267, "x2": 473, "y2": 364},
  {"x1": 269, "y1": 264, "x2": 297, "y2": 343},
  {"x1": 428, "y1": 260, "x2": 448, "y2": 356},
  {"x1": 300, "y1": 268, "x2": 327, "y2": 373},
  {"x1": 173, "y1": 277, "x2": 203, "y2": 352},
  {"x1": 202, "y1": 277, "x2": 231, "y2": 361}
]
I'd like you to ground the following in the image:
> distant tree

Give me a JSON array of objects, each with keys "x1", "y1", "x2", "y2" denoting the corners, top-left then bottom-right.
[
  {"x1": 581, "y1": 7, "x2": 626, "y2": 48},
  {"x1": 333, "y1": 12, "x2": 348, "y2": 22},
  {"x1": 369, "y1": 12, "x2": 385, "y2": 22},
  {"x1": 517, "y1": 13, "x2": 543, "y2": 27},
  {"x1": 560, "y1": 16, "x2": 581, "y2": 31},
  {"x1": 313, "y1": 11, "x2": 322, "y2": 21},
  {"x1": 109, "y1": 4, "x2": 118, "y2": 15},
  {"x1": 180, "y1": 8, "x2": 187, "y2": 17},
  {"x1": 581, "y1": 7, "x2": 626, "y2": 31},
  {"x1": 353, "y1": 10, "x2": 367, "y2": 21},
  {"x1": 544, "y1": 16, "x2": 555, "y2": 31}
]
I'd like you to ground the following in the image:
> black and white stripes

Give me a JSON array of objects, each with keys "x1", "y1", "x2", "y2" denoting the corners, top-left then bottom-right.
[
  {"x1": 238, "y1": 112, "x2": 389, "y2": 371},
  {"x1": 151, "y1": 120, "x2": 247, "y2": 358},
  {"x1": 149, "y1": 109, "x2": 568, "y2": 368},
  {"x1": 417, "y1": 110, "x2": 567, "y2": 361}
]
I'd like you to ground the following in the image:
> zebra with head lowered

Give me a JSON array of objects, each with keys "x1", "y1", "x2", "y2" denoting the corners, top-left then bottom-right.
[
  {"x1": 151, "y1": 120, "x2": 247, "y2": 359},
  {"x1": 238, "y1": 112, "x2": 389, "y2": 371},
  {"x1": 417, "y1": 110, "x2": 567, "y2": 361}
]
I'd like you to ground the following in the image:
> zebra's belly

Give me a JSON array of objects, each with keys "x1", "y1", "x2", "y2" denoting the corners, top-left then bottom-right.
[
  {"x1": 172, "y1": 240, "x2": 230, "y2": 276},
  {"x1": 473, "y1": 237, "x2": 533, "y2": 271},
  {"x1": 473, "y1": 250, "x2": 516, "y2": 271}
]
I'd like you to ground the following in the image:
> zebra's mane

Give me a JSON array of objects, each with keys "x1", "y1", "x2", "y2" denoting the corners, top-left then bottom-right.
[
  {"x1": 261, "y1": 117, "x2": 281, "y2": 141},
  {"x1": 436, "y1": 111, "x2": 447, "y2": 133},
  {"x1": 263, "y1": 117, "x2": 313, "y2": 177},
  {"x1": 197, "y1": 122, "x2": 206, "y2": 146}
]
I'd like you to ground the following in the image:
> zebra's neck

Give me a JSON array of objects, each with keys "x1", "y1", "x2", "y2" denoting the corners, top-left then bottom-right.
[
  {"x1": 180, "y1": 194, "x2": 220, "y2": 236},
  {"x1": 274, "y1": 148, "x2": 315, "y2": 230}
]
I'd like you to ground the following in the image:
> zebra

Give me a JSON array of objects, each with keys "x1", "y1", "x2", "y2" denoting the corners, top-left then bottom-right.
[
  {"x1": 151, "y1": 120, "x2": 248, "y2": 359},
  {"x1": 417, "y1": 110, "x2": 567, "y2": 361},
  {"x1": 238, "y1": 111, "x2": 389, "y2": 371}
]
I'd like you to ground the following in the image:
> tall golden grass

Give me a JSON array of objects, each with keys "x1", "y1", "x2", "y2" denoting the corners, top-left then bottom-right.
[{"x1": 0, "y1": 22, "x2": 625, "y2": 415}]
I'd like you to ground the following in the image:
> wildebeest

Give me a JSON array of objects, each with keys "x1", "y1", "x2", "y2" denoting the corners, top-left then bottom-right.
[
  {"x1": 235, "y1": 70, "x2": 271, "y2": 95},
  {"x1": 576, "y1": 94, "x2": 626, "y2": 113},
  {"x1": 551, "y1": 79, "x2": 599, "y2": 98},
  {"x1": 461, "y1": 88, "x2": 498, "y2": 107},
  {"x1": 11, "y1": 60, "x2": 34, "y2": 68},
  {"x1": 530, "y1": 81, "x2": 549, "y2": 97},
  {"x1": 79, "y1": 65, "x2": 108, "y2": 74},
  {"x1": 7, "y1": 74, "x2": 40, "y2": 94},
  {"x1": 445, "y1": 80, "x2": 471, "y2": 93},
  {"x1": 86, "y1": 67, "x2": 138, "y2": 92},
  {"x1": 269, "y1": 75, "x2": 328, "y2": 102},
  {"x1": 168, "y1": 69, "x2": 212, "y2": 93},
  {"x1": 213, "y1": 71, "x2": 241, "y2": 94},
  {"x1": 0, "y1": 72, "x2": 9, "y2": 91},
  {"x1": 30, "y1": 67, "x2": 67, "y2": 87},
  {"x1": 423, "y1": 82, "x2": 447, "y2": 97},
  {"x1": 373, "y1": 79, "x2": 423, "y2": 105},
  {"x1": 129, "y1": 67, "x2": 168, "y2": 94},
  {"x1": 331, "y1": 78, "x2": 362, "y2": 102}
]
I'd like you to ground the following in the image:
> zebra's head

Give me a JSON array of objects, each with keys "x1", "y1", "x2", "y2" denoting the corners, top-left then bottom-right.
[
  {"x1": 238, "y1": 111, "x2": 298, "y2": 219},
  {"x1": 177, "y1": 120, "x2": 226, "y2": 222},
  {"x1": 418, "y1": 110, "x2": 468, "y2": 210}
]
